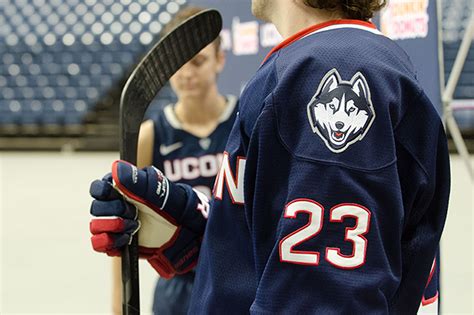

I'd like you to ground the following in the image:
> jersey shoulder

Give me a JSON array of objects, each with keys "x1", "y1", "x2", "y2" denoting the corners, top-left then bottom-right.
[{"x1": 267, "y1": 28, "x2": 430, "y2": 171}]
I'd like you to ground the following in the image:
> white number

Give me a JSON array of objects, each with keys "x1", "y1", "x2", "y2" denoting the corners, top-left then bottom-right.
[
  {"x1": 279, "y1": 200, "x2": 371, "y2": 269},
  {"x1": 279, "y1": 199, "x2": 323, "y2": 265},
  {"x1": 326, "y1": 204, "x2": 371, "y2": 269}
]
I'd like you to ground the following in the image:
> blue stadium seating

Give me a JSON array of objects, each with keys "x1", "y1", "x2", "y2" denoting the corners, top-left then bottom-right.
[
  {"x1": 0, "y1": 0, "x2": 183, "y2": 135},
  {"x1": 0, "y1": 0, "x2": 471, "y2": 136}
]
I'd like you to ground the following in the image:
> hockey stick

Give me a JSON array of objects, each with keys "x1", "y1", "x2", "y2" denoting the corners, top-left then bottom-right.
[{"x1": 119, "y1": 9, "x2": 222, "y2": 314}]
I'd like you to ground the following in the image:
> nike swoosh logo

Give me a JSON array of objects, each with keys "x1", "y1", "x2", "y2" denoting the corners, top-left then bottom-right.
[{"x1": 159, "y1": 142, "x2": 183, "y2": 155}]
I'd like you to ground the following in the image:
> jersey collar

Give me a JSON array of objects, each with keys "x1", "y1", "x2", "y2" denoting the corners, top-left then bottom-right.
[
  {"x1": 263, "y1": 19, "x2": 379, "y2": 64},
  {"x1": 164, "y1": 95, "x2": 237, "y2": 130}
]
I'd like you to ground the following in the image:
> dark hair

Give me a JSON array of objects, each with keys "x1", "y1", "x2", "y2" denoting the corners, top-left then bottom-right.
[
  {"x1": 303, "y1": 0, "x2": 386, "y2": 21},
  {"x1": 161, "y1": 6, "x2": 221, "y2": 54}
]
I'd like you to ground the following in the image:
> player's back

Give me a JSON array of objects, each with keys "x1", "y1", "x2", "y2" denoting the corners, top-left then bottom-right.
[{"x1": 190, "y1": 20, "x2": 449, "y2": 314}]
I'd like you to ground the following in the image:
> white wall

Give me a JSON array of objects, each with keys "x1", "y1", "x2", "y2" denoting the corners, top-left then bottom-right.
[
  {"x1": 0, "y1": 152, "x2": 158, "y2": 314},
  {"x1": 0, "y1": 152, "x2": 472, "y2": 314}
]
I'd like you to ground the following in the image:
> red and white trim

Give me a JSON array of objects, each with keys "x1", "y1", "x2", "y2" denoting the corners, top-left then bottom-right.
[
  {"x1": 418, "y1": 258, "x2": 439, "y2": 314},
  {"x1": 425, "y1": 259, "x2": 437, "y2": 289},
  {"x1": 263, "y1": 19, "x2": 382, "y2": 63},
  {"x1": 418, "y1": 293, "x2": 438, "y2": 315}
]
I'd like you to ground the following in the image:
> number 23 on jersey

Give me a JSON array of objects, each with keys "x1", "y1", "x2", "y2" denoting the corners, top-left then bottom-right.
[
  {"x1": 213, "y1": 154, "x2": 371, "y2": 270},
  {"x1": 279, "y1": 199, "x2": 371, "y2": 269}
]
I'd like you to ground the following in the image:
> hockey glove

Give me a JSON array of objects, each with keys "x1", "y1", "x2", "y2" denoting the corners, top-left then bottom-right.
[{"x1": 89, "y1": 160, "x2": 209, "y2": 278}]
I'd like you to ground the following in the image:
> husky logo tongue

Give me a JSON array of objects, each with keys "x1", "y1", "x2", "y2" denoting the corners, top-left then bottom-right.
[{"x1": 307, "y1": 69, "x2": 376, "y2": 153}]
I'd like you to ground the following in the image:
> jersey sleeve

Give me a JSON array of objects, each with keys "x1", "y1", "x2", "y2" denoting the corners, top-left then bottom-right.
[
  {"x1": 418, "y1": 249, "x2": 440, "y2": 314},
  {"x1": 390, "y1": 91, "x2": 449, "y2": 313},
  {"x1": 242, "y1": 61, "x2": 450, "y2": 314}
]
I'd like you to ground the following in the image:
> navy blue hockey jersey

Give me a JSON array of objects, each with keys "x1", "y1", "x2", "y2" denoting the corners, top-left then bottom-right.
[
  {"x1": 151, "y1": 96, "x2": 238, "y2": 198},
  {"x1": 419, "y1": 253, "x2": 440, "y2": 314},
  {"x1": 150, "y1": 96, "x2": 237, "y2": 315},
  {"x1": 189, "y1": 20, "x2": 450, "y2": 314}
]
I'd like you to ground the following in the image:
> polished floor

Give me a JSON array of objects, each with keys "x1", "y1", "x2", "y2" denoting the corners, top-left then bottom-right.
[{"x1": 0, "y1": 152, "x2": 472, "y2": 314}]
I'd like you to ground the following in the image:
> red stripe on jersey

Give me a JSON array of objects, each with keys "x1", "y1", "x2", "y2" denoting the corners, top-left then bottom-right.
[
  {"x1": 263, "y1": 19, "x2": 377, "y2": 64},
  {"x1": 421, "y1": 291, "x2": 439, "y2": 306},
  {"x1": 425, "y1": 258, "x2": 437, "y2": 288}
]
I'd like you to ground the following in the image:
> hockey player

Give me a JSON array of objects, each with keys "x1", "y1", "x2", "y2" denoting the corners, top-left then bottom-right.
[
  {"x1": 110, "y1": 7, "x2": 237, "y2": 314},
  {"x1": 90, "y1": 0, "x2": 450, "y2": 313}
]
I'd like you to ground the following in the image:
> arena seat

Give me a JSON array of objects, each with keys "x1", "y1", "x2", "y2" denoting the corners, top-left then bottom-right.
[{"x1": 0, "y1": 0, "x2": 183, "y2": 137}]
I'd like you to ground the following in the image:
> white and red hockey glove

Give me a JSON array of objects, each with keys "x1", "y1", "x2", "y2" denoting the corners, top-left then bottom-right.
[{"x1": 89, "y1": 160, "x2": 209, "y2": 278}]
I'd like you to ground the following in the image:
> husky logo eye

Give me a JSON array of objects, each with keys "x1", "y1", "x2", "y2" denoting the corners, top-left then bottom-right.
[{"x1": 307, "y1": 69, "x2": 376, "y2": 153}]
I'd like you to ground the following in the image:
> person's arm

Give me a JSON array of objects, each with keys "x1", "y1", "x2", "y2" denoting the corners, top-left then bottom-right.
[
  {"x1": 111, "y1": 120, "x2": 154, "y2": 314},
  {"x1": 389, "y1": 92, "x2": 450, "y2": 314},
  {"x1": 238, "y1": 61, "x2": 450, "y2": 313},
  {"x1": 137, "y1": 120, "x2": 155, "y2": 168}
]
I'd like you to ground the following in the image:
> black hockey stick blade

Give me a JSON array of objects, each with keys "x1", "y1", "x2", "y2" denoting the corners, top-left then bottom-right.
[{"x1": 118, "y1": 9, "x2": 222, "y2": 315}]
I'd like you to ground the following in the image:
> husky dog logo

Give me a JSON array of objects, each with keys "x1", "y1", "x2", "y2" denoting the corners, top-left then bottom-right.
[{"x1": 307, "y1": 69, "x2": 376, "y2": 153}]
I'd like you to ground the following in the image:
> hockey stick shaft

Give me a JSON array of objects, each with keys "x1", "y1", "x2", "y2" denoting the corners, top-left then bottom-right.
[{"x1": 119, "y1": 9, "x2": 222, "y2": 314}]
